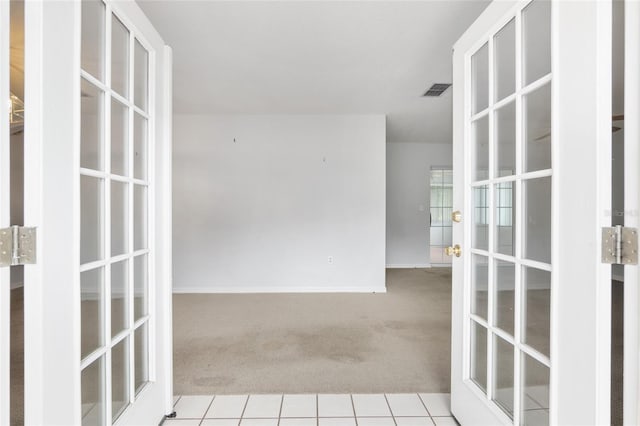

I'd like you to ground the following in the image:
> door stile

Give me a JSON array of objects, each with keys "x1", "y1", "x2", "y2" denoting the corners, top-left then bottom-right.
[
  {"x1": 160, "y1": 44, "x2": 174, "y2": 415},
  {"x1": 23, "y1": 1, "x2": 82, "y2": 424},
  {"x1": 512, "y1": 9, "x2": 523, "y2": 425},
  {"x1": 624, "y1": 1, "x2": 640, "y2": 424},
  {"x1": 551, "y1": 1, "x2": 612, "y2": 424},
  {"x1": 486, "y1": 30, "x2": 497, "y2": 408},
  {"x1": 104, "y1": 4, "x2": 114, "y2": 423},
  {"x1": 126, "y1": 7, "x2": 137, "y2": 408}
]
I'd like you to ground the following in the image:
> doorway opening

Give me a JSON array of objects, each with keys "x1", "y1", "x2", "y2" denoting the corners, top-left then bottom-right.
[
  {"x1": 429, "y1": 168, "x2": 453, "y2": 266},
  {"x1": 9, "y1": 0, "x2": 25, "y2": 424},
  {"x1": 610, "y1": 0, "x2": 625, "y2": 424}
]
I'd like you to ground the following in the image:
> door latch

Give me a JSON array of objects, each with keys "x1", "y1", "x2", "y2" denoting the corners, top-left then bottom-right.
[
  {"x1": 602, "y1": 225, "x2": 638, "y2": 265},
  {"x1": 0, "y1": 226, "x2": 37, "y2": 267}
]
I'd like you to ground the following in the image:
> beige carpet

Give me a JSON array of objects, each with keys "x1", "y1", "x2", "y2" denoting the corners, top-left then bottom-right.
[
  {"x1": 6, "y1": 269, "x2": 623, "y2": 422},
  {"x1": 173, "y1": 268, "x2": 453, "y2": 395}
]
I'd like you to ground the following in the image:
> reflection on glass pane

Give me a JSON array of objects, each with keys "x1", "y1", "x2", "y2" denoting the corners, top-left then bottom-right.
[
  {"x1": 134, "y1": 323, "x2": 149, "y2": 393},
  {"x1": 430, "y1": 246, "x2": 443, "y2": 265},
  {"x1": 474, "y1": 116, "x2": 489, "y2": 181},
  {"x1": 472, "y1": 255, "x2": 489, "y2": 320},
  {"x1": 495, "y1": 260, "x2": 515, "y2": 336},
  {"x1": 443, "y1": 170, "x2": 453, "y2": 185},
  {"x1": 496, "y1": 101, "x2": 516, "y2": 176},
  {"x1": 111, "y1": 181, "x2": 127, "y2": 256},
  {"x1": 524, "y1": 177, "x2": 551, "y2": 263},
  {"x1": 112, "y1": 15, "x2": 129, "y2": 97},
  {"x1": 431, "y1": 169, "x2": 443, "y2": 185},
  {"x1": 111, "y1": 99, "x2": 128, "y2": 176},
  {"x1": 473, "y1": 185, "x2": 489, "y2": 250},
  {"x1": 443, "y1": 226, "x2": 452, "y2": 247},
  {"x1": 430, "y1": 207, "x2": 442, "y2": 226},
  {"x1": 493, "y1": 336, "x2": 514, "y2": 418},
  {"x1": 495, "y1": 182, "x2": 515, "y2": 256},
  {"x1": 134, "y1": 39, "x2": 148, "y2": 111},
  {"x1": 472, "y1": 43, "x2": 489, "y2": 114},
  {"x1": 523, "y1": 267, "x2": 551, "y2": 357},
  {"x1": 495, "y1": 19, "x2": 516, "y2": 101},
  {"x1": 81, "y1": 268, "x2": 103, "y2": 359},
  {"x1": 81, "y1": 79, "x2": 103, "y2": 171},
  {"x1": 82, "y1": 356, "x2": 105, "y2": 426},
  {"x1": 112, "y1": 338, "x2": 130, "y2": 420},
  {"x1": 111, "y1": 260, "x2": 128, "y2": 337},
  {"x1": 134, "y1": 254, "x2": 148, "y2": 320},
  {"x1": 522, "y1": 353, "x2": 550, "y2": 426},
  {"x1": 524, "y1": 0, "x2": 551, "y2": 85},
  {"x1": 134, "y1": 113, "x2": 148, "y2": 180},
  {"x1": 443, "y1": 207, "x2": 453, "y2": 222},
  {"x1": 471, "y1": 321, "x2": 487, "y2": 392},
  {"x1": 134, "y1": 185, "x2": 147, "y2": 250},
  {"x1": 81, "y1": 176, "x2": 103, "y2": 264},
  {"x1": 525, "y1": 83, "x2": 552, "y2": 172},
  {"x1": 81, "y1": 0, "x2": 105, "y2": 80},
  {"x1": 430, "y1": 227, "x2": 442, "y2": 246}
]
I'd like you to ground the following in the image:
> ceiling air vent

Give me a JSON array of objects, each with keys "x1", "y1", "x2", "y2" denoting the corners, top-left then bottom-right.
[{"x1": 423, "y1": 83, "x2": 452, "y2": 97}]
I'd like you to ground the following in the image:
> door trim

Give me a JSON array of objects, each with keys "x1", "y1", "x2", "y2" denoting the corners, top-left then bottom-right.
[{"x1": 624, "y1": 1, "x2": 640, "y2": 423}]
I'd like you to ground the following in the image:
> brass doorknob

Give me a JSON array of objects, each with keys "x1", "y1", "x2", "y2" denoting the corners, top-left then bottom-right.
[
  {"x1": 445, "y1": 244, "x2": 462, "y2": 257},
  {"x1": 452, "y1": 211, "x2": 462, "y2": 223}
]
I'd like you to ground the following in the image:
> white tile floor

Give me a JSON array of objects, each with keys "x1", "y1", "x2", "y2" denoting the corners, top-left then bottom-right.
[{"x1": 166, "y1": 394, "x2": 458, "y2": 426}]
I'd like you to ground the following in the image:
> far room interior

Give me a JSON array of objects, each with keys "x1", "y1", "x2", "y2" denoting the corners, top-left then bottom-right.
[{"x1": 2, "y1": 0, "x2": 636, "y2": 425}]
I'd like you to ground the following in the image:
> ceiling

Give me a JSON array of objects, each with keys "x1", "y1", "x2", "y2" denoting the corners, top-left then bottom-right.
[{"x1": 137, "y1": 1, "x2": 490, "y2": 143}]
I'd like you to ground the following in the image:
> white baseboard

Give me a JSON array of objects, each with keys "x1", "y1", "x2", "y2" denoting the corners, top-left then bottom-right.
[
  {"x1": 385, "y1": 264, "x2": 431, "y2": 268},
  {"x1": 173, "y1": 285, "x2": 387, "y2": 294}
]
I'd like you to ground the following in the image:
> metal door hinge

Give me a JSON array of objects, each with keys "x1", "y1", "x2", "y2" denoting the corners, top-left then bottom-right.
[
  {"x1": 602, "y1": 225, "x2": 638, "y2": 265},
  {"x1": 0, "y1": 226, "x2": 36, "y2": 267}
]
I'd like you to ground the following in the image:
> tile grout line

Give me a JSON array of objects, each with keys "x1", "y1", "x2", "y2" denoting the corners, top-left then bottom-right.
[
  {"x1": 350, "y1": 394, "x2": 358, "y2": 426},
  {"x1": 382, "y1": 394, "x2": 397, "y2": 426},
  {"x1": 316, "y1": 394, "x2": 319, "y2": 426},
  {"x1": 277, "y1": 394, "x2": 284, "y2": 426},
  {"x1": 240, "y1": 394, "x2": 251, "y2": 421},
  {"x1": 417, "y1": 393, "x2": 434, "y2": 418},
  {"x1": 199, "y1": 394, "x2": 216, "y2": 425}
]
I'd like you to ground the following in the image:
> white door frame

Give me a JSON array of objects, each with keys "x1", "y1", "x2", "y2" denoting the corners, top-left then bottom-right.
[
  {"x1": 22, "y1": 1, "x2": 173, "y2": 424},
  {"x1": 451, "y1": 1, "x2": 612, "y2": 424},
  {"x1": 624, "y1": 1, "x2": 640, "y2": 424},
  {"x1": 0, "y1": 0, "x2": 11, "y2": 424}
]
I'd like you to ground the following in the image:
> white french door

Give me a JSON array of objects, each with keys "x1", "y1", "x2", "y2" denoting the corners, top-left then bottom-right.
[
  {"x1": 451, "y1": 1, "x2": 612, "y2": 425},
  {"x1": 22, "y1": 1, "x2": 173, "y2": 425}
]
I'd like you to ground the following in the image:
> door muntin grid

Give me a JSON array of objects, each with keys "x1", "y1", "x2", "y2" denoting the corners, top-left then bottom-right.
[
  {"x1": 80, "y1": 0, "x2": 152, "y2": 424},
  {"x1": 466, "y1": 1, "x2": 551, "y2": 425}
]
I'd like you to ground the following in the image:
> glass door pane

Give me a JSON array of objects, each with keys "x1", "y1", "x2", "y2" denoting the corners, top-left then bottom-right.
[{"x1": 466, "y1": 1, "x2": 552, "y2": 423}]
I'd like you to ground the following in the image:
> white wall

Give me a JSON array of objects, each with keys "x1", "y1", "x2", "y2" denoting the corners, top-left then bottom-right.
[
  {"x1": 173, "y1": 114, "x2": 386, "y2": 293},
  {"x1": 386, "y1": 142, "x2": 452, "y2": 267}
]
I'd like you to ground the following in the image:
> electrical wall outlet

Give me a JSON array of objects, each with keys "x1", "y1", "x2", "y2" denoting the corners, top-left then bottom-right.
[{"x1": 328, "y1": 256, "x2": 333, "y2": 264}]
